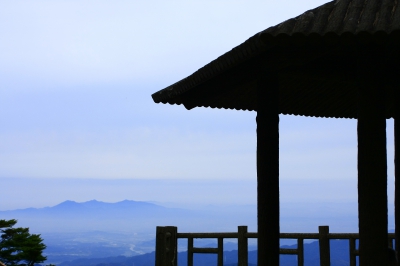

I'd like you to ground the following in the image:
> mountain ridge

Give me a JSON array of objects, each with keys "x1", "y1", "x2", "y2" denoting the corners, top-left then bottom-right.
[
  {"x1": 2, "y1": 199, "x2": 164, "y2": 212},
  {"x1": 0, "y1": 199, "x2": 257, "y2": 234}
]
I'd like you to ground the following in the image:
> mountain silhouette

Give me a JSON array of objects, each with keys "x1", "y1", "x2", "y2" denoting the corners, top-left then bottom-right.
[{"x1": 0, "y1": 200, "x2": 255, "y2": 233}]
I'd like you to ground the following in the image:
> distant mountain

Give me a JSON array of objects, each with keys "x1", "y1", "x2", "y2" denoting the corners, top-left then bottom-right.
[
  {"x1": 7, "y1": 199, "x2": 164, "y2": 213},
  {"x1": 53, "y1": 200, "x2": 163, "y2": 211},
  {"x1": 0, "y1": 200, "x2": 256, "y2": 234}
]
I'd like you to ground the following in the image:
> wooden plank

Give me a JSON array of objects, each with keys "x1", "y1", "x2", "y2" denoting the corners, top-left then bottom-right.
[
  {"x1": 177, "y1": 232, "x2": 238, "y2": 238},
  {"x1": 279, "y1": 248, "x2": 297, "y2": 254},
  {"x1": 192, "y1": 247, "x2": 218, "y2": 254},
  {"x1": 280, "y1": 233, "x2": 319, "y2": 238}
]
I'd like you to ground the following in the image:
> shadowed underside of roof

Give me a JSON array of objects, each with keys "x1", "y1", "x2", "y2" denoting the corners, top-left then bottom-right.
[{"x1": 151, "y1": 0, "x2": 400, "y2": 119}]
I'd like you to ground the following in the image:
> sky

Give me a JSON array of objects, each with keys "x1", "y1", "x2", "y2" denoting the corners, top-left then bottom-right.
[{"x1": 0, "y1": 1, "x2": 396, "y2": 231}]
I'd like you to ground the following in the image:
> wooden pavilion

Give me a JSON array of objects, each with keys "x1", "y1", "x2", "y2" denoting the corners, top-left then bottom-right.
[{"x1": 151, "y1": 0, "x2": 400, "y2": 265}]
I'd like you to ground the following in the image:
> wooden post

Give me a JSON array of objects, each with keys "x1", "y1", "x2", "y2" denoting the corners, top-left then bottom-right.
[
  {"x1": 155, "y1": 226, "x2": 177, "y2": 266},
  {"x1": 318, "y1": 226, "x2": 330, "y2": 266},
  {"x1": 218, "y1": 237, "x2": 223, "y2": 266},
  {"x1": 188, "y1": 237, "x2": 193, "y2": 266},
  {"x1": 297, "y1": 238, "x2": 304, "y2": 266},
  {"x1": 395, "y1": 82, "x2": 400, "y2": 260},
  {"x1": 238, "y1": 226, "x2": 248, "y2": 266},
  {"x1": 357, "y1": 46, "x2": 388, "y2": 266},
  {"x1": 256, "y1": 67, "x2": 280, "y2": 266}
]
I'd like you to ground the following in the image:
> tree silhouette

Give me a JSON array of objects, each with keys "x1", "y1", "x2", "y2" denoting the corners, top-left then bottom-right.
[{"x1": 0, "y1": 219, "x2": 46, "y2": 266}]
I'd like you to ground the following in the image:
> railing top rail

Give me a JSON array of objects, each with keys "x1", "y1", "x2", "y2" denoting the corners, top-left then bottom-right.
[
  {"x1": 177, "y1": 232, "x2": 395, "y2": 240},
  {"x1": 177, "y1": 232, "x2": 238, "y2": 238},
  {"x1": 279, "y1": 233, "x2": 319, "y2": 239}
]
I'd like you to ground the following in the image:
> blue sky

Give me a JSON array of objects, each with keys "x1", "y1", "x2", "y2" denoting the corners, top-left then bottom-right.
[{"x1": 0, "y1": 0, "x2": 396, "y2": 231}]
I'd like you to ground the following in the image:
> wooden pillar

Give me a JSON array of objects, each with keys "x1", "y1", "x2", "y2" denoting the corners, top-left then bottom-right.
[
  {"x1": 357, "y1": 46, "x2": 388, "y2": 266},
  {"x1": 395, "y1": 81, "x2": 400, "y2": 257},
  {"x1": 256, "y1": 68, "x2": 279, "y2": 266}
]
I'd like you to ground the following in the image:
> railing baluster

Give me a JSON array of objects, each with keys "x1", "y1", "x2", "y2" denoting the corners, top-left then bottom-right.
[
  {"x1": 238, "y1": 226, "x2": 248, "y2": 266},
  {"x1": 297, "y1": 238, "x2": 304, "y2": 266},
  {"x1": 349, "y1": 237, "x2": 356, "y2": 266},
  {"x1": 218, "y1": 237, "x2": 223, "y2": 266},
  {"x1": 155, "y1": 226, "x2": 164, "y2": 266},
  {"x1": 188, "y1": 237, "x2": 193, "y2": 266}
]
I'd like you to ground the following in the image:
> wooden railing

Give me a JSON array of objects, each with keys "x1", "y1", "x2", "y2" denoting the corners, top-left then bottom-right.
[{"x1": 155, "y1": 225, "x2": 395, "y2": 266}]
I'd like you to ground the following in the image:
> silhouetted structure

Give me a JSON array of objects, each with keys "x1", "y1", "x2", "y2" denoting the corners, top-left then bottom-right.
[
  {"x1": 152, "y1": 0, "x2": 400, "y2": 265},
  {"x1": 155, "y1": 225, "x2": 395, "y2": 266}
]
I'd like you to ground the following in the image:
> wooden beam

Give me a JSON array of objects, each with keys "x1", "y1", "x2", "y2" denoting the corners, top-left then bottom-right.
[
  {"x1": 357, "y1": 46, "x2": 388, "y2": 266},
  {"x1": 256, "y1": 67, "x2": 279, "y2": 266}
]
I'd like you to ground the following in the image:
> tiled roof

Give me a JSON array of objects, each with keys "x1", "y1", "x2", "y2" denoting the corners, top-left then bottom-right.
[
  {"x1": 152, "y1": 0, "x2": 400, "y2": 118},
  {"x1": 262, "y1": 0, "x2": 400, "y2": 38}
]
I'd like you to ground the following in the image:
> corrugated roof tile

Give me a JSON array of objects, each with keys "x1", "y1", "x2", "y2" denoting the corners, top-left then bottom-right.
[
  {"x1": 356, "y1": 0, "x2": 380, "y2": 33},
  {"x1": 292, "y1": 11, "x2": 315, "y2": 33},
  {"x1": 342, "y1": 0, "x2": 364, "y2": 32},
  {"x1": 274, "y1": 18, "x2": 296, "y2": 35},
  {"x1": 374, "y1": 0, "x2": 393, "y2": 32},
  {"x1": 310, "y1": 4, "x2": 331, "y2": 32},
  {"x1": 391, "y1": 1, "x2": 400, "y2": 29},
  {"x1": 325, "y1": 0, "x2": 349, "y2": 33}
]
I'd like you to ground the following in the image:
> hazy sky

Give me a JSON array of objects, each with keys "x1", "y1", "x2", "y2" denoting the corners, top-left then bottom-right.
[{"x1": 0, "y1": 0, "x2": 396, "y2": 230}]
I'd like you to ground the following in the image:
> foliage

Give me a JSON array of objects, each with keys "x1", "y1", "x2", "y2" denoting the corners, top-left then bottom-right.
[{"x1": 0, "y1": 219, "x2": 47, "y2": 266}]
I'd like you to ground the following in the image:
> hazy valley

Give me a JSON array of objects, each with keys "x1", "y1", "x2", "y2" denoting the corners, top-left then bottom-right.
[
  {"x1": 0, "y1": 199, "x2": 385, "y2": 265},
  {"x1": 1, "y1": 200, "x2": 257, "y2": 264}
]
